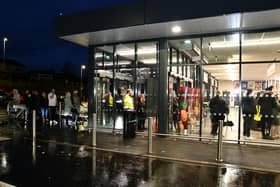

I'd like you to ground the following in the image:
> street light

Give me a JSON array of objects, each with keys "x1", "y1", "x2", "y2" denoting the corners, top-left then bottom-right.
[
  {"x1": 3, "y1": 37, "x2": 8, "y2": 62},
  {"x1": 80, "y1": 65, "x2": 86, "y2": 100}
]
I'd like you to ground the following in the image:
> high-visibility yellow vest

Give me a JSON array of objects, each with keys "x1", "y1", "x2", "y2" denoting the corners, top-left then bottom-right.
[
  {"x1": 123, "y1": 94, "x2": 134, "y2": 110},
  {"x1": 109, "y1": 95, "x2": 113, "y2": 107}
]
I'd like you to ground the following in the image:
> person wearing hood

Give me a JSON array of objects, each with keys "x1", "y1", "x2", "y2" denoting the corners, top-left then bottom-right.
[
  {"x1": 241, "y1": 89, "x2": 256, "y2": 140},
  {"x1": 209, "y1": 91, "x2": 229, "y2": 136},
  {"x1": 258, "y1": 86, "x2": 277, "y2": 139}
]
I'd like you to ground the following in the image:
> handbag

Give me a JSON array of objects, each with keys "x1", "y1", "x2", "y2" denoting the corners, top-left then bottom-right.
[
  {"x1": 254, "y1": 105, "x2": 261, "y2": 122},
  {"x1": 224, "y1": 115, "x2": 234, "y2": 127}
]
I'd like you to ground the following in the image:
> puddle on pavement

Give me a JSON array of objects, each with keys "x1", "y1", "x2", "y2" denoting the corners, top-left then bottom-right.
[{"x1": 0, "y1": 139, "x2": 279, "y2": 187}]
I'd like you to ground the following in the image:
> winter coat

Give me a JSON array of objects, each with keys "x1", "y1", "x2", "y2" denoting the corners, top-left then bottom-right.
[
  {"x1": 241, "y1": 96, "x2": 256, "y2": 115},
  {"x1": 40, "y1": 96, "x2": 48, "y2": 108},
  {"x1": 209, "y1": 96, "x2": 229, "y2": 119},
  {"x1": 258, "y1": 92, "x2": 277, "y2": 115},
  {"x1": 31, "y1": 94, "x2": 40, "y2": 111}
]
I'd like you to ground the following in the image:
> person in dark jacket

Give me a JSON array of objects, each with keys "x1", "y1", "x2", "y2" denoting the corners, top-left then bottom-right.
[
  {"x1": 72, "y1": 90, "x2": 80, "y2": 129},
  {"x1": 209, "y1": 91, "x2": 229, "y2": 136},
  {"x1": 23, "y1": 90, "x2": 32, "y2": 123},
  {"x1": 258, "y1": 86, "x2": 277, "y2": 139},
  {"x1": 241, "y1": 89, "x2": 256, "y2": 139},
  {"x1": 40, "y1": 92, "x2": 48, "y2": 124},
  {"x1": 30, "y1": 91, "x2": 41, "y2": 122}
]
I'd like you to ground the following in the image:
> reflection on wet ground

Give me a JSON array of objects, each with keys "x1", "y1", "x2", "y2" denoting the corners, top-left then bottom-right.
[{"x1": 0, "y1": 136, "x2": 279, "y2": 187}]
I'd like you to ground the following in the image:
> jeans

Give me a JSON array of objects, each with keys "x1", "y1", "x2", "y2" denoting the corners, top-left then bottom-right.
[{"x1": 41, "y1": 107, "x2": 48, "y2": 120}]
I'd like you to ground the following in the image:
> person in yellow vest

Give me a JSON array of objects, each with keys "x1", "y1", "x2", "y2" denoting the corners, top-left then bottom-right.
[
  {"x1": 123, "y1": 89, "x2": 134, "y2": 111},
  {"x1": 108, "y1": 92, "x2": 113, "y2": 108},
  {"x1": 105, "y1": 92, "x2": 113, "y2": 124}
]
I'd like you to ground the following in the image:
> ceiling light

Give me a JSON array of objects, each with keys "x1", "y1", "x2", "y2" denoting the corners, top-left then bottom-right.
[
  {"x1": 184, "y1": 40, "x2": 191, "y2": 44},
  {"x1": 116, "y1": 47, "x2": 156, "y2": 56},
  {"x1": 211, "y1": 37, "x2": 280, "y2": 48},
  {"x1": 172, "y1": 26, "x2": 182, "y2": 33}
]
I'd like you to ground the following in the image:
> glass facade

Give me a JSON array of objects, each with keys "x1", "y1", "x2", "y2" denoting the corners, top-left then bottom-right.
[
  {"x1": 89, "y1": 30, "x2": 280, "y2": 145},
  {"x1": 93, "y1": 42, "x2": 159, "y2": 132}
]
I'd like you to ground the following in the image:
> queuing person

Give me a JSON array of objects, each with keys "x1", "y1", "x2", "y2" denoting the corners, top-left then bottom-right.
[
  {"x1": 64, "y1": 92, "x2": 72, "y2": 116},
  {"x1": 209, "y1": 91, "x2": 229, "y2": 136},
  {"x1": 48, "y1": 88, "x2": 57, "y2": 126},
  {"x1": 30, "y1": 90, "x2": 41, "y2": 118},
  {"x1": 241, "y1": 89, "x2": 256, "y2": 140},
  {"x1": 258, "y1": 86, "x2": 277, "y2": 139},
  {"x1": 72, "y1": 90, "x2": 80, "y2": 128},
  {"x1": 7, "y1": 89, "x2": 21, "y2": 114},
  {"x1": 137, "y1": 94, "x2": 146, "y2": 131},
  {"x1": 12, "y1": 89, "x2": 21, "y2": 105},
  {"x1": 23, "y1": 90, "x2": 32, "y2": 123},
  {"x1": 40, "y1": 92, "x2": 48, "y2": 124}
]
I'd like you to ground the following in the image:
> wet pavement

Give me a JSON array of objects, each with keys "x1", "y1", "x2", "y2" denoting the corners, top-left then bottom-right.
[
  {"x1": 0, "y1": 110, "x2": 280, "y2": 186},
  {"x1": 0, "y1": 117, "x2": 280, "y2": 173},
  {"x1": 0, "y1": 136, "x2": 280, "y2": 187}
]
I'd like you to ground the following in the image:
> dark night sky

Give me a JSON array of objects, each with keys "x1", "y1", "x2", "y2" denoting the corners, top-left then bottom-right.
[{"x1": 0, "y1": 0, "x2": 134, "y2": 74}]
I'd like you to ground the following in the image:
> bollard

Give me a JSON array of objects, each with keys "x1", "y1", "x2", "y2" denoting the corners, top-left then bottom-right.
[
  {"x1": 216, "y1": 120, "x2": 223, "y2": 163},
  {"x1": 32, "y1": 139, "x2": 36, "y2": 165},
  {"x1": 92, "y1": 113, "x2": 97, "y2": 147},
  {"x1": 32, "y1": 110, "x2": 36, "y2": 140},
  {"x1": 92, "y1": 149, "x2": 96, "y2": 176},
  {"x1": 148, "y1": 157, "x2": 153, "y2": 180},
  {"x1": 59, "y1": 101, "x2": 62, "y2": 128},
  {"x1": 148, "y1": 117, "x2": 153, "y2": 154}
]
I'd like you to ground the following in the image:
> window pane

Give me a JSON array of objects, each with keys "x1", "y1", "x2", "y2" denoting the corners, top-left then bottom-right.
[
  {"x1": 242, "y1": 31, "x2": 280, "y2": 62},
  {"x1": 138, "y1": 42, "x2": 157, "y2": 65},
  {"x1": 203, "y1": 33, "x2": 240, "y2": 63}
]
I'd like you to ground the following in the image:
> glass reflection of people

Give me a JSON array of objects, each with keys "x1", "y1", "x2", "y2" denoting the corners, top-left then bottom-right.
[
  {"x1": 172, "y1": 90, "x2": 179, "y2": 131},
  {"x1": 113, "y1": 88, "x2": 124, "y2": 132},
  {"x1": 209, "y1": 91, "x2": 229, "y2": 136},
  {"x1": 137, "y1": 94, "x2": 146, "y2": 131},
  {"x1": 105, "y1": 91, "x2": 113, "y2": 124},
  {"x1": 258, "y1": 86, "x2": 276, "y2": 139},
  {"x1": 115, "y1": 88, "x2": 124, "y2": 112},
  {"x1": 241, "y1": 89, "x2": 256, "y2": 140}
]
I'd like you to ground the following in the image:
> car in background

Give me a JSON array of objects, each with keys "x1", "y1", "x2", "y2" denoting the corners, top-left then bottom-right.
[{"x1": 0, "y1": 90, "x2": 11, "y2": 106}]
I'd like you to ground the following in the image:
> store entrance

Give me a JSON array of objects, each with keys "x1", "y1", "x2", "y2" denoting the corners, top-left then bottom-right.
[{"x1": 94, "y1": 42, "x2": 159, "y2": 133}]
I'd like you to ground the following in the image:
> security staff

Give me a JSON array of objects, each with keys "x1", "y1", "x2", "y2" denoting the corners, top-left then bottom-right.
[{"x1": 123, "y1": 89, "x2": 134, "y2": 110}]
